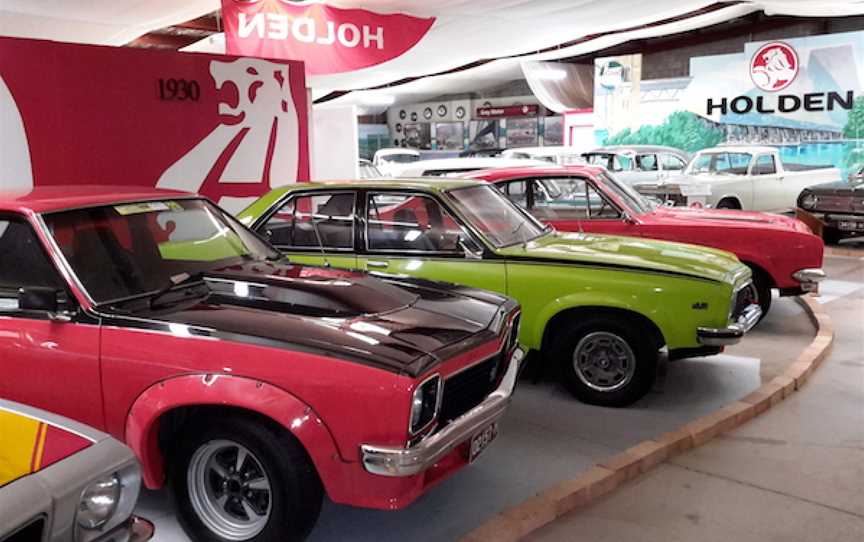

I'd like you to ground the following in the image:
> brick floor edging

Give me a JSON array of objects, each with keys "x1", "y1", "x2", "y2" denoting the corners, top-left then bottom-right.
[{"x1": 460, "y1": 295, "x2": 834, "y2": 542}]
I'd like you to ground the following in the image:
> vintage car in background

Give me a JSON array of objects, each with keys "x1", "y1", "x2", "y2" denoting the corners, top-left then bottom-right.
[
  {"x1": 582, "y1": 145, "x2": 690, "y2": 186},
  {"x1": 797, "y1": 170, "x2": 864, "y2": 243},
  {"x1": 462, "y1": 165, "x2": 825, "y2": 318},
  {"x1": 372, "y1": 147, "x2": 421, "y2": 176},
  {"x1": 358, "y1": 158, "x2": 383, "y2": 179},
  {"x1": 636, "y1": 145, "x2": 841, "y2": 212},
  {"x1": 501, "y1": 146, "x2": 586, "y2": 165},
  {"x1": 0, "y1": 399, "x2": 152, "y2": 542},
  {"x1": 387, "y1": 156, "x2": 547, "y2": 177},
  {"x1": 240, "y1": 179, "x2": 761, "y2": 408},
  {"x1": 0, "y1": 186, "x2": 522, "y2": 542}
]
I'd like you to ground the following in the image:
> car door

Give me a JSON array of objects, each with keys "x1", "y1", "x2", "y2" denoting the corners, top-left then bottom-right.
[
  {"x1": 660, "y1": 153, "x2": 687, "y2": 180},
  {"x1": 361, "y1": 191, "x2": 507, "y2": 293},
  {"x1": 0, "y1": 214, "x2": 103, "y2": 429},
  {"x1": 256, "y1": 191, "x2": 358, "y2": 270},
  {"x1": 750, "y1": 154, "x2": 784, "y2": 211}
]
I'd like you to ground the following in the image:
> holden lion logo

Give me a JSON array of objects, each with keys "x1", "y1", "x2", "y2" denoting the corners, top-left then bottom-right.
[{"x1": 750, "y1": 42, "x2": 799, "y2": 92}]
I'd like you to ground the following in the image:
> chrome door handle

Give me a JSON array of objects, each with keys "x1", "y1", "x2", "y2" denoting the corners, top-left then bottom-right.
[{"x1": 367, "y1": 260, "x2": 389, "y2": 269}]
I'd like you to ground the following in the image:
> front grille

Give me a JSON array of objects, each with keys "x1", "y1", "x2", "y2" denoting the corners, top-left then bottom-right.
[
  {"x1": 732, "y1": 282, "x2": 757, "y2": 321},
  {"x1": 2, "y1": 518, "x2": 44, "y2": 542},
  {"x1": 438, "y1": 352, "x2": 506, "y2": 425},
  {"x1": 813, "y1": 195, "x2": 864, "y2": 213}
]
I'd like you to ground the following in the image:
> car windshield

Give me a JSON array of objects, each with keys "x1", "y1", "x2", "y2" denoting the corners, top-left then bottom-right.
[
  {"x1": 584, "y1": 153, "x2": 632, "y2": 172},
  {"x1": 690, "y1": 152, "x2": 752, "y2": 175},
  {"x1": 43, "y1": 198, "x2": 280, "y2": 305},
  {"x1": 597, "y1": 171, "x2": 655, "y2": 214},
  {"x1": 380, "y1": 154, "x2": 419, "y2": 164},
  {"x1": 446, "y1": 185, "x2": 547, "y2": 247}
]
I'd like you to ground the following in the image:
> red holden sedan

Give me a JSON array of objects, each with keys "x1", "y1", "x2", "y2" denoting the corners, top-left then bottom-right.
[
  {"x1": 0, "y1": 186, "x2": 522, "y2": 542},
  {"x1": 462, "y1": 165, "x2": 825, "y2": 317}
]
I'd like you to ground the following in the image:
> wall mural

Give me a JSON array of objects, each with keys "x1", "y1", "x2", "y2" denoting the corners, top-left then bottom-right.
[
  {"x1": 0, "y1": 37, "x2": 309, "y2": 212},
  {"x1": 595, "y1": 30, "x2": 864, "y2": 177}
]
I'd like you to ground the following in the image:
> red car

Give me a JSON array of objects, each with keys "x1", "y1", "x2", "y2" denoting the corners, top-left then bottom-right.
[
  {"x1": 462, "y1": 166, "x2": 825, "y2": 317},
  {"x1": 0, "y1": 186, "x2": 522, "y2": 542}
]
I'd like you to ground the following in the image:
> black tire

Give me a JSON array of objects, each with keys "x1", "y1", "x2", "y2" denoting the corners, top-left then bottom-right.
[
  {"x1": 747, "y1": 266, "x2": 772, "y2": 322},
  {"x1": 171, "y1": 415, "x2": 323, "y2": 542},
  {"x1": 822, "y1": 227, "x2": 843, "y2": 245},
  {"x1": 550, "y1": 315, "x2": 658, "y2": 407},
  {"x1": 715, "y1": 198, "x2": 741, "y2": 210}
]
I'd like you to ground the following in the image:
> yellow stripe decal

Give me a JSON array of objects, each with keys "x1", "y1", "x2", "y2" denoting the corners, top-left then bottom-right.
[{"x1": 0, "y1": 410, "x2": 41, "y2": 486}]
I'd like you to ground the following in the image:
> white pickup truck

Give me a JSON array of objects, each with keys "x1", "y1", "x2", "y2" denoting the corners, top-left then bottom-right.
[{"x1": 634, "y1": 145, "x2": 841, "y2": 212}]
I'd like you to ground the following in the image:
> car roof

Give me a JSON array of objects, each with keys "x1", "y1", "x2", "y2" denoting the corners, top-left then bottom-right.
[
  {"x1": 460, "y1": 164, "x2": 608, "y2": 181},
  {"x1": 0, "y1": 185, "x2": 195, "y2": 214},
  {"x1": 271, "y1": 178, "x2": 487, "y2": 195},
  {"x1": 586, "y1": 145, "x2": 688, "y2": 156},
  {"x1": 374, "y1": 148, "x2": 420, "y2": 157},
  {"x1": 697, "y1": 145, "x2": 777, "y2": 154}
]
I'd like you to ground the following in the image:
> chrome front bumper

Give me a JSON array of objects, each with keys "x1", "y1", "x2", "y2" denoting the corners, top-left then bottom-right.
[
  {"x1": 697, "y1": 304, "x2": 762, "y2": 346},
  {"x1": 792, "y1": 268, "x2": 826, "y2": 292},
  {"x1": 361, "y1": 347, "x2": 524, "y2": 477}
]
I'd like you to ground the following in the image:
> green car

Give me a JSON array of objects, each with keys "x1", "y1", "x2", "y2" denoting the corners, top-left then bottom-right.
[{"x1": 238, "y1": 180, "x2": 760, "y2": 407}]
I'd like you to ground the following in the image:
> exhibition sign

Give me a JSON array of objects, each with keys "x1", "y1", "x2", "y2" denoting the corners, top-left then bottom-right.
[
  {"x1": 0, "y1": 37, "x2": 309, "y2": 212},
  {"x1": 593, "y1": 30, "x2": 864, "y2": 175},
  {"x1": 222, "y1": 0, "x2": 435, "y2": 76}
]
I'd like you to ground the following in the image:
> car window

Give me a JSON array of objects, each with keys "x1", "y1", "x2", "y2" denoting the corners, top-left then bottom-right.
[
  {"x1": 753, "y1": 154, "x2": 777, "y2": 175},
  {"x1": 499, "y1": 180, "x2": 529, "y2": 207},
  {"x1": 531, "y1": 178, "x2": 621, "y2": 220},
  {"x1": 661, "y1": 154, "x2": 686, "y2": 171},
  {"x1": 635, "y1": 154, "x2": 658, "y2": 172},
  {"x1": 0, "y1": 217, "x2": 63, "y2": 309},
  {"x1": 261, "y1": 193, "x2": 355, "y2": 250},
  {"x1": 367, "y1": 193, "x2": 468, "y2": 253},
  {"x1": 691, "y1": 152, "x2": 752, "y2": 175}
]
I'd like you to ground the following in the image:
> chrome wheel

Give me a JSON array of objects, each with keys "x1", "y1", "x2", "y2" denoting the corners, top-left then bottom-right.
[
  {"x1": 187, "y1": 439, "x2": 272, "y2": 541},
  {"x1": 572, "y1": 331, "x2": 636, "y2": 392}
]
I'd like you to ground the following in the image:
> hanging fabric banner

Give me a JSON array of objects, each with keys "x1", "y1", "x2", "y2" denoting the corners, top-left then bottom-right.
[{"x1": 222, "y1": 0, "x2": 435, "y2": 76}]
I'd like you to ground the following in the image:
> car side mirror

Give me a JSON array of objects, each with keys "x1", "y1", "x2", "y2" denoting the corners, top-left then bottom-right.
[
  {"x1": 18, "y1": 287, "x2": 72, "y2": 322},
  {"x1": 622, "y1": 212, "x2": 637, "y2": 225}
]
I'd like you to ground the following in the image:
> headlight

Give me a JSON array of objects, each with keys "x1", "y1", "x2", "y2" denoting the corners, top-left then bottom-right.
[
  {"x1": 409, "y1": 375, "x2": 441, "y2": 435},
  {"x1": 78, "y1": 475, "x2": 121, "y2": 529},
  {"x1": 800, "y1": 192, "x2": 818, "y2": 210}
]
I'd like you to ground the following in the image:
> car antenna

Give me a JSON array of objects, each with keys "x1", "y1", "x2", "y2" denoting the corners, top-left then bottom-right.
[{"x1": 310, "y1": 215, "x2": 331, "y2": 268}]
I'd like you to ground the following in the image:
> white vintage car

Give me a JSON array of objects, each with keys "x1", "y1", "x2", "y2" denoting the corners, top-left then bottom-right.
[
  {"x1": 635, "y1": 145, "x2": 841, "y2": 212},
  {"x1": 388, "y1": 156, "x2": 548, "y2": 177}
]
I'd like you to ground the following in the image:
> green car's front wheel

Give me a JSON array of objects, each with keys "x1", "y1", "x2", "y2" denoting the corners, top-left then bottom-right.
[{"x1": 552, "y1": 316, "x2": 658, "y2": 407}]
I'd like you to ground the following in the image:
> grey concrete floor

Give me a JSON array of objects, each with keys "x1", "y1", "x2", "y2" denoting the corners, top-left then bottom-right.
[
  {"x1": 529, "y1": 253, "x2": 864, "y2": 542},
  {"x1": 135, "y1": 263, "x2": 842, "y2": 542}
]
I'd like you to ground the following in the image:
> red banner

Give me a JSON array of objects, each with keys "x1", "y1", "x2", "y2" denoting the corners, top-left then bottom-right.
[
  {"x1": 477, "y1": 105, "x2": 539, "y2": 119},
  {"x1": 222, "y1": 0, "x2": 435, "y2": 76},
  {"x1": 0, "y1": 37, "x2": 309, "y2": 212}
]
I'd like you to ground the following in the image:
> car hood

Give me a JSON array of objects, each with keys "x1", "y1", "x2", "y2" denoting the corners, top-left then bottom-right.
[
  {"x1": 650, "y1": 205, "x2": 811, "y2": 233},
  {"x1": 497, "y1": 231, "x2": 743, "y2": 284},
  {"x1": 108, "y1": 261, "x2": 510, "y2": 377},
  {"x1": 802, "y1": 180, "x2": 864, "y2": 195},
  {"x1": 0, "y1": 402, "x2": 94, "y2": 488}
]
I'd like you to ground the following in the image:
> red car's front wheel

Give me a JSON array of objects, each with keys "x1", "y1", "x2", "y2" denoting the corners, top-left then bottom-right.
[{"x1": 171, "y1": 415, "x2": 323, "y2": 542}]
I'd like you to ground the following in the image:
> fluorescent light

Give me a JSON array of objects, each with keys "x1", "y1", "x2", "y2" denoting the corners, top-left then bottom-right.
[
  {"x1": 536, "y1": 68, "x2": 568, "y2": 81},
  {"x1": 359, "y1": 94, "x2": 395, "y2": 106}
]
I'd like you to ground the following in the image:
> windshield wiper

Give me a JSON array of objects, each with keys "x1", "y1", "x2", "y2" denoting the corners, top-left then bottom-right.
[{"x1": 149, "y1": 271, "x2": 207, "y2": 309}]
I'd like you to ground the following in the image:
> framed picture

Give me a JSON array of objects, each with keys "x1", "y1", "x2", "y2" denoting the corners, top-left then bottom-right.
[
  {"x1": 435, "y1": 122, "x2": 464, "y2": 150},
  {"x1": 544, "y1": 116, "x2": 564, "y2": 146},
  {"x1": 469, "y1": 119, "x2": 499, "y2": 150},
  {"x1": 506, "y1": 118, "x2": 538, "y2": 147},
  {"x1": 403, "y1": 123, "x2": 432, "y2": 150}
]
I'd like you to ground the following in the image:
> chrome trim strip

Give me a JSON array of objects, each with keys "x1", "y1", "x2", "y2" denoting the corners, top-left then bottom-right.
[{"x1": 361, "y1": 347, "x2": 524, "y2": 477}]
